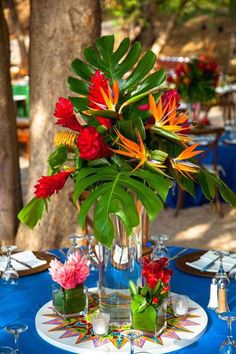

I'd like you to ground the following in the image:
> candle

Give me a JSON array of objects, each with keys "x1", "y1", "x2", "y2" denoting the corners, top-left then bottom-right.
[
  {"x1": 172, "y1": 295, "x2": 189, "y2": 317},
  {"x1": 91, "y1": 313, "x2": 110, "y2": 336}
]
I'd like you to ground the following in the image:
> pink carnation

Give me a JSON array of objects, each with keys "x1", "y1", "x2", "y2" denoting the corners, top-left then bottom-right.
[{"x1": 49, "y1": 251, "x2": 90, "y2": 289}]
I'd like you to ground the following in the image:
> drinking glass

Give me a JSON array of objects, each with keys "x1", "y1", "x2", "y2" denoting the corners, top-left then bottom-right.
[
  {"x1": 121, "y1": 330, "x2": 143, "y2": 354},
  {"x1": 214, "y1": 251, "x2": 230, "y2": 288},
  {"x1": 1, "y1": 246, "x2": 19, "y2": 285},
  {"x1": 86, "y1": 234, "x2": 98, "y2": 271},
  {"x1": 229, "y1": 265, "x2": 236, "y2": 280},
  {"x1": 150, "y1": 234, "x2": 170, "y2": 261},
  {"x1": 0, "y1": 347, "x2": 13, "y2": 354},
  {"x1": 5, "y1": 323, "x2": 28, "y2": 353},
  {"x1": 218, "y1": 312, "x2": 236, "y2": 353},
  {"x1": 91, "y1": 312, "x2": 110, "y2": 336},
  {"x1": 67, "y1": 234, "x2": 85, "y2": 259}
]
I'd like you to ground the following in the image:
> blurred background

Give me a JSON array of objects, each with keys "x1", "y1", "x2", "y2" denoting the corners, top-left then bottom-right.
[{"x1": 1, "y1": 0, "x2": 236, "y2": 251}]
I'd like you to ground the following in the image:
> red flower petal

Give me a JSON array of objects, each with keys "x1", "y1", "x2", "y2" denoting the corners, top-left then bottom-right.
[{"x1": 34, "y1": 171, "x2": 72, "y2": 199}]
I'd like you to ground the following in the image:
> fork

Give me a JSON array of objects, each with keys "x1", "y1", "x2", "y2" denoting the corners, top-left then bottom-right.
[{"x1": 170, "y1": 248, "x2": 189, "y2": 261}]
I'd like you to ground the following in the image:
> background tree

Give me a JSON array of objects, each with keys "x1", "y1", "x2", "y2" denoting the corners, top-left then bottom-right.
[
  {"x1": 0, "y1": 0, "x2": 22, "y2": 245},
  {"x1": 16, "y1": 0, "x2": 101, "y2": 250}
]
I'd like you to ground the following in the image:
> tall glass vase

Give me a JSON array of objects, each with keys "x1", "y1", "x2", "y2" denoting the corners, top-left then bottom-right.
[{"x1": 98, "y1": 202, "x2": 146, "y2": 324}]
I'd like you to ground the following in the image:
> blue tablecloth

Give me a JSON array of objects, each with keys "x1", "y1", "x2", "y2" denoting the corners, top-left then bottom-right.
[
  {"x1": 1, "y1": 247, "x2": 236, "y2": 353},
  {"x1": 166, "y1": 140, "x2": 236, "y2": 208}
]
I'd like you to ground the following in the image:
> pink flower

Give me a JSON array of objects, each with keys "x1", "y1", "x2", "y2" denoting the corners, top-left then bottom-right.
[{"x1": 49, "y1": 251, "x2": 90, "y2": 289}]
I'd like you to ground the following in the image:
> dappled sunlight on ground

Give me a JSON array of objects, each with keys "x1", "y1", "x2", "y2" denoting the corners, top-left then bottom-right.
[{"x1": 150, "y1": 204, "x2": 236, "y2": 251}]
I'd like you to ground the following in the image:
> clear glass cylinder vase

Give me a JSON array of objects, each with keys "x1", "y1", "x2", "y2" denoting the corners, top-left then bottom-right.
[{"x1": 98, "y1": 202, "x2": 146, "y2": 324}]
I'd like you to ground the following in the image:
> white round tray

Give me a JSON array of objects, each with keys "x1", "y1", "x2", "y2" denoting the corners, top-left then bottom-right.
[{"x1": 35, "y1": 291, "x2": 208, "y2": 354}]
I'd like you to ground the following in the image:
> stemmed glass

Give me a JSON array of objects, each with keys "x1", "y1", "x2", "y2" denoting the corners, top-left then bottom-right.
[
  {"x1": 86, "y1": 234, "x2": 98, "y2": 271},
  {"x1": 5, "y1": 323, "x2": 28, "y2": 353},
  {"x1": 218, "y1": 312, "x2": 236, "y2": 353},
  {"x1": 121, "y1": 330, "x2": 143, "y2": 354},
  {"x1": 0, "y1": 347, "x2": 14, "y2": 354},
  {"x1": 1, "y1": 246, "x2": 19, "y2": 285},
  {"x1": 214, "y1": 251, "x2": 230, "y2": 288},
  {"x1": 150, "y1": 234, "x2": 170, "y2": 261},
  {"x1": 67, "y1": 234, "x2": 85, "y2": 259}
]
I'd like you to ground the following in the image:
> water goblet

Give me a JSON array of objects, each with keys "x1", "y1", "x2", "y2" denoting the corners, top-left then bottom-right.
[
  {"x1": 5, "y1": 323, "x2": 28, "y2": 354},
  {"x1": 229, "y1": 264, "x2": 236, "y2": 281},
  {"x1": 218, "y1": 312, "x2": 236, "y2": 353},
  {"x1": 1, "y1": 246, "x2": 19, "y2": 285},
  {"x1": 0, "y1": 347, "x2": 14, "y2": 354},
  {"x1": 121, "y1": 329, "x2": 143, "y2": 354},
  {"x1": 150, "y1": 234, "x2": 170, "y2": 261},
  {"x1": 214, "y1": 251, "x2": 230, "y2": 288},
  {"x1": 86, "y1": 234, "x2": 98, "y2": 271},
  {"x1": 67, "y1": 234, "x2": 85, "y2": 259}
]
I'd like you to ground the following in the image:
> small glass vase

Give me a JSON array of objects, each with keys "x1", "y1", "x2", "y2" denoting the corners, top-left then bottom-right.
[
  {"x1": 131, "y1": 303, "x2": 167, "y2": 337},
  {"x1": 52, "y1": 283, "x2": 88, "y2": 319}
]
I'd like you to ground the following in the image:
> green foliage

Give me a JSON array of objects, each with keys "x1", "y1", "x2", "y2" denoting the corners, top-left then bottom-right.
[{"x1": 18, "y1": 198, "x2": 46, "y2": 229}]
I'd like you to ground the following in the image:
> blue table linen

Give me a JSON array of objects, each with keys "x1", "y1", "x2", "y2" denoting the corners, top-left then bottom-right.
[{"x1": 1, "y1": 247, "x2": 236, "y2": 353}]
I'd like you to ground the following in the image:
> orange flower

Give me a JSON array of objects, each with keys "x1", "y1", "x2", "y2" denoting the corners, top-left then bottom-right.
[
  {"x1": 100, "y1": 80, "x2": 119, "y2": 111},
  {"x1": 110, "y1": 129, "x2": 148, "y2": 171},
  {"x1": 170, "y1": 143, "x2": 203, "y2": 177},
  {"x1": 148, "y1": 94, "x2": 191, "y2": 142}
]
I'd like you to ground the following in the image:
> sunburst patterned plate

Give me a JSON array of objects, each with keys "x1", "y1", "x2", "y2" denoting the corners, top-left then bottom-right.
[{"x1": 35, "y1": 289, "x2": 208, "y2": 354}]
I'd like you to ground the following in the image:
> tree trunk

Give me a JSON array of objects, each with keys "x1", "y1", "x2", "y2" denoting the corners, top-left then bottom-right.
[
  {"x1": 152, "y1": 0, "x2": 189, "y2": 56},
  {"x1": 0, "y1": 0, "x2": 22, "y2": 245},
  {"x1": 16, "y1": 0, "x2": 101, "y2": 250},
  {"x1": 5, "y1": 0, "x2": 28, "y2": 69}
]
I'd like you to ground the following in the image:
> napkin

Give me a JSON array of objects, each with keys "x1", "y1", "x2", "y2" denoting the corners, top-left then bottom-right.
[
  {"x1": 0, "y1": 250, "x2": 47, "y2": 271},
  {"x1": 186, "y1": 250, "x2": 236, "y2": 273}
]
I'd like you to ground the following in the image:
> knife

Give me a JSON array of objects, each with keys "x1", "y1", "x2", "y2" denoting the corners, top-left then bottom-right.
[
  {"x1": 170, "y1": 248, "x2": 189, "y2": 261},
  {"x1": 200, "y1": 255, "x2": 221, "y2": 272},
  {"x1": 10, "y1": 256, "x2": 33, "y2": 269}
]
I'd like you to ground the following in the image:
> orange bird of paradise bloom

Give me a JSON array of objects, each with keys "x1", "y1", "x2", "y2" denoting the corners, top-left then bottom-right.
[
  {"x1": 148, "y1": 94, "x2": 191, "y2": 142},
  {"x1": 170, "y1": 143, "x2": 203, "y2": 177},
  {"x1": 110, "y1": 129, "x2": 148, "y2": 172},
  {"x1": 100, "y1": 80, "x2": 120, "y2": 111}
]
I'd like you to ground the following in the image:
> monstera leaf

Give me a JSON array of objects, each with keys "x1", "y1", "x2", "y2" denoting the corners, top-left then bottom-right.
[
  {"x1": 68, "y1": 35, "x2": 166, "y2": 117},
  {"x1": 73, "y1": 165, "x2": 170, "y2": 247}
]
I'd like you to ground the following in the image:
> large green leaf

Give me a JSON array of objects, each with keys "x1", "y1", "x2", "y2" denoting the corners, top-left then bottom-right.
[
  {"x1": 117, "y1": 117, "x2": 146, "y2": 141},
  {"x1": 71, "y1": 58, "x2": 94, "y2": 81},
  {"x1": 131, "y1": 69, "x2": 166, "y2": 96},
  {"x1": 18, "y1": 198, "x2": 45, "y2": 229},
  {"x1": 67, "y1": 77, "x2": 88, "y2": 96},
  {"x1": 48, "y1": 145, "x2": 68, "y2": 170},
  {"x1": 74, "y1": 166, "x2": 167, "y2": 246},
  {"x1": 69, "y1": 97, "x2": 89, "y2": 112}
]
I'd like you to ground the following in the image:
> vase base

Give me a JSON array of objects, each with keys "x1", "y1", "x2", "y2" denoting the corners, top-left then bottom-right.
[{"x1": 52, "y1": 306, "x2": 88, "y2": 320}]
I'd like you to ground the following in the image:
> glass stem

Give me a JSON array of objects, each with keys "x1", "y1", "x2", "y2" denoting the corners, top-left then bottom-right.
[
  {"x1": 14, "y1": 333, "x2": 19, "y2": 353},
  {"x1": 6, "y1": 250, "x2": 12, "y2": 269},
  {"x1": 227, "y1": 319, "x2": 234, "y2": 342},
  {"x1": 130, "y1": 339, "x2": 135, "y2": 354}
]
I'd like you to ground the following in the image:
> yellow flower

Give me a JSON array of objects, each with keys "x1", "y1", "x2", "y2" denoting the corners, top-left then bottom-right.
[{"x1": 54, "y1": 131, "x2": 77, "y2": 151}]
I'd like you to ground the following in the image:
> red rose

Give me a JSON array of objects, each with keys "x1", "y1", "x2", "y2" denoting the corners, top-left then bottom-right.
[
  {"x1": 34, "y1": 170, "x2": 72, "y2": 198},
  {"x1": 142, "y1": 256, "x2": 173, "y2": 289},
  {"x1": 77, "y1": 126, "x2": 112, "y2": 160},
  {"x1": 54, "y1": 97, "x2": 83, "y2": 132},
  {"x1": 152, "y1": 297, "x2": 159, "y2": 304}
]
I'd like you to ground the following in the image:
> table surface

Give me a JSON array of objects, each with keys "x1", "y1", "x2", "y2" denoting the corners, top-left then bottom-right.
[{"x1": 1, "y1": 246, "x2": 236, "y2": 353}]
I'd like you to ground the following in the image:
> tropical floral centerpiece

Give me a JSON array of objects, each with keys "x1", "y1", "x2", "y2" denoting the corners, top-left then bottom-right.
[
  {"x1": 49, "y1": 252, "x2": 90, "y2": 317},
  {"x1": 129, "y1": 256, "x2": 172, "y2": 334},
  {"x1": 169, "y1": 54, "x2": 219, "y2": 104},
  {"x1": 18, "y1": 35, "x2": 236, "y2": 248}
]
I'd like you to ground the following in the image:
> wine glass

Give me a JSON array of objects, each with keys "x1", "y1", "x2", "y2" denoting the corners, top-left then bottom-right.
[
  {"x1": 1, "y1": 246, "x2": 19, "y2": 285},
  {"x1": 0, "y1": 347, "x2": 14, "y2": 354},
  {"x1": 229, "y1": 266, "x2": 236, "y2": 280},
  {"x1": 150, "y1": 234, "x2": 170, "y2": 261},
  {"x1": 214, "y1": 251, "x2": 230, "y2": 288},
  {"x1": 4, "y1": 323, "x2": 28, "y2": 353},
  {"x1": 121, "y1": 329, "x2": 143, "y2": 354},
  {"x1": 218, "y1": 312, "x2": 236, "y2": 353},
  {"x1": 86, "y1": 234, "x2": 98, "y2": 271},
  {"x1": 67, "y1": 234, "x2": 85, "y2": 259}
]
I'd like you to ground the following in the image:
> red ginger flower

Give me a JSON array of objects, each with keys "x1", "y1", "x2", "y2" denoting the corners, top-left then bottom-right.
[
  {"x1": 54, "y1": 97, "x2": 83, "y2": 132},
  {"x1": 77, "y1": 126, "x2": 112, "y2": 160},
  {"x1": 34, "y1": 170, "x2": 73, "y2": 199},
  {"x1": 142, "y1": 256, "x2": 173, "y2": 289},
  {"x1": 88, "y1": 70, "x2": 112, "y2": 129}
]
